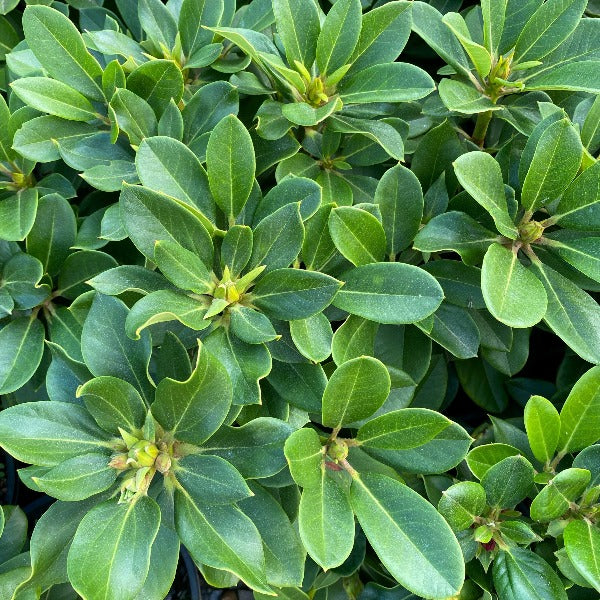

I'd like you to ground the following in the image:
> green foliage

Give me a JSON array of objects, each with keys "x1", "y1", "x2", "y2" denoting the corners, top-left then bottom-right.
[{"x1": 0, "y1": 1, "x2": 598, "y2": 599}]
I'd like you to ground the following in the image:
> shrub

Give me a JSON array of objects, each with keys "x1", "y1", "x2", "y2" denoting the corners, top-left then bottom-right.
[{"x1": 0, "y1": 0, "x2": 599, "y2": 599}]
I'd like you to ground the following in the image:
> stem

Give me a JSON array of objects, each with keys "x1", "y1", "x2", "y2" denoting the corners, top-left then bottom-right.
[
  {"x1": 549, "y1": 451, "x2": 567, "y2": 473},
  {"x1": 472, "y1": 110, "x2": 493, "y2": 148},
  {"x1": 339, "y1": 458, "x2": 359, "y2": 479}
]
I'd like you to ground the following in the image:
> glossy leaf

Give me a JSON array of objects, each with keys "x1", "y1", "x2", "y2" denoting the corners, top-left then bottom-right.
[
  {"x1": 68, "y1": 496, "x2": 161, "y2": 600},
  {"x1": 524, "y1": 395, "x2": 560, "y2": 463},
  {"x1": 153, "y1": 341, "x2": 232, "y2": 444},
  {"x1": 333, "y1": 263, "x2": 444, "y2": 324},
  {"x1": 206, "y1": 114, "x2": 255, "y2": 222},
  {"x1": 351, "y1": 473, "x2": 465, "y2": 598},
  {"x1": 322, "y1": 357, "x2": 391, "y2": 428},
  {"x1": 558, "y1": 365, "x2": 600, "y2": 452},
  {"x1": 481, "y1": 243, "x2": 547, "y2": 328}
]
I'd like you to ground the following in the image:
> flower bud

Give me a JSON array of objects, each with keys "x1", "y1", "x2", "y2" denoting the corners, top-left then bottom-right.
[
  {"x1": 328, "y1": 439, "x2": 349, "y2": 462},
  {"x1": 226, "y1": 284, "x2": 240, "y2": 303},
  {"x1": 109, "y1": 453, "x2": 129, "y2": 470},
  {"x1": 519, "y1": 220, "x2": 544, "y2": 244},
  {"x1": 134, "y1": 449, "x2": 156, "y2": 468},
  {"x1": 155, "y1": 452, "x2": 172, "y2": 474}
]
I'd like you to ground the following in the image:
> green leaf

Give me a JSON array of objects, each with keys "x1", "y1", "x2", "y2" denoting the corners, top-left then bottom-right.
[
  {"x1": 438, "y1": 481, "x2": 487, "y2": 531},
  {"x1": 290, "y1": 313, "x2": 333, "y2": 363},
  {"x1": 418, "y1": 303, "x2": 480, "y2": 360},
  {"x1": 530, "y1": 468, "x2": 591, "y2": 522},
  {"x1": 438, "y1": 78, "x2": 503, "y2": 114},
  {"x1": 174, "y1": 488, "x2": 271, "y2": 593},
  {"x1": 1, "y1": 253, "x2": 47, "y2": 310},
  {"x1": 88, "y1": 267, "x2": 170, "y2": 299},
  {"x1": 481, "y1": 243, "x2": 547, "y2": 328},
  {"x1": 221, "y1": 225, "x2": 253, "y2": 276},
  {"x1": 77, "y1": 376, "x2": 147, "y2": 434},
  {"x1": 138, "y1": 0, "x2": 178, "y2": 50},
  {"x1": 302, "y1": 203, "x2": 337, "y2": 271},
  {"x1": 453, "y1": 152, "x2": 518, "y2": 239},
  {"x1": 135, "y1": 136, "x2": 216, "y2": 223},
  {"x1": 27, "y1": 193, "x2": 77, "y2": 276},
  {"x1": 530, "y1": 261, "x2": 600, "y2": 364},
  {"x1": 127, "y1": 60, "x2": 184, "y2": 118},
  {"x1": 10, "y1": 78, "x2": 97, "y2": 121},
  {"x1": 544, "y1": 233, "x2": 600, "y2": 283},
  {"x1": 12, "y1": 116, "x2": 95, "y2": 163},
  {"x1": 239, "y1": 482, "x2": 306, "y2": 587},
  {"x1": 0, "y1": 317, "x2": 45, "y2": 395},
  {"x1": 255, "y1": 176, "x2": 321, "y2": 223},
  {"x1": 333, "y1": 263, "x2": 444, "y2": 324},
  {"x1": 466, "y1": 443, "x2": 520, "y2": 481},
  {"x1": 521, "y1": 119, "x2": 583, "y2": 212},
  {"x1": 175, "y1": 454, "x2": 251, "y2": 505},
  {"x1": 252, "y1": 268, "x2": 342, "y2": 321},
  {"x1": 442, "y1": 12, "x2": 492, "y2": 78},
  {"x1": 524, "y1": 395, "x2": 560, "y2": 463},
  {"x1": 299, "y1": 472, "x2": 355, "y2": 570},
  {"x1": 179, "y1": 0, "x2": 224, "y2": 58},
  {"x1": 329, "y1": 206, "x2": 386, "y2": 266},
  {"x1": 322, "y1": 356, "x2": 391, "y2": 428},
  {"x1": 249, "y1": 203, "x2": 304, "y2": 271},
  {"x1": 514, "y1": 0, "x2": 587, "y2": 63},
  {"x1": 481, "y1": 0, "x2": 507, "y2": 55},
  {"x1": 14, "y1": 497, "x2": 101, "y2": 597},
  {"x1": 206, "y1": 114, "x2": 255, "y2": 222},
  {"x1": 268, "y1": 361, "x2": 327, "y2": 412},
  {"x1": 480, "y1": 455, "x2": 535, "y2": 508},
  {"x1": 81, "y1": 294, "x2": 153, "y2": 402},
  {"x1": 281, "y1": 98, "x2": 342, "y2": 127},
  {"x1": 273, "y1": 0, "x2": 320, "y2": 68},
  {"x1": 0, "y1": 401, "x2": 109, "y2": 466},
  {"x1": 22, "y1": 5, "x2": 104, "y2": 101},
  {"x1": 411, "y1": 1, "x2": 471, "y2": 77},
  {"x1": 338, "y1": 63, "x2": 435, "y2": 104},
  {"x1": 332, "y1": 315, "x2": 377, "y2": 366},
  {"x1": 316, "y1": 0, "x2": 361, "y2": 76},
  {"x1": 413, "y1": 211, "x2": 498, "y2": 266},
  {"x1": 110, "y1": 89, "x2": 157, "y2": 147},
  {"x1": 153, "y1": 239, "x2": 213, "y2": 295},
  {"x1": 183, "y1": 81, "x2": 239, "y2": 146},
  {"x1": 374, "y1": 164, "x2": 423, "y2": 255},
  {"x1": 204, "y1": 328, "x2": 271, "y2": 406},
  {"x1": 203, "y1": 417, "x2": 292, "y2": 478},
  {"x1": 348, "y1": 0, "x2": 412, "y2": 74},
  {"x1": 350, "y1": 473, "x2": 464, "y2": 598},
  {"x1": 229, "y1": 306, "x2": 278, "y2": 344},
  {"x1": 564, "y1": 519, "x2": 600, "y2": 592},
  {"x1": 493, "y1": 548, "x2": 568, "y2": 600},
  {"x1": 68, "y1": 496, "x2": 161, "y2": 600},
  {"x1": 32, "y1": 452, "x2": 116, "y2": 501},
  {"x1": 356, "y1": 409, "x2": 451, "y2": 450},
  {"x1": 328, "y1": 114, "x2": 405, "y2": 161},
  {"x1": 56, "y1": 250, "x2": 118, "y2": 300},
  {"x1": 558, "y1": 365, "x2": 600, "y2": 452},
  {"x1": 284, "y1": 427, "x2": 324, "y2": 489},
  {"x1": 153, "y1": 341, "x2": 232, "y2": 444},
  {"x1": 0, "y1": 189, "x2": 39, "y2": 241},
  {"x1": 120, "y1": 184, "x2": 213, "y2": 266}
]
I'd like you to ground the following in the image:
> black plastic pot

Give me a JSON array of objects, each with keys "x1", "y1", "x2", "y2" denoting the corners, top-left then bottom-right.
[
  {"x1": 167, "y1": 546, "x2": 202, "y2": 600},
  {"x1": 1, "y1": 450, "x2": 17, "y2": 505}
]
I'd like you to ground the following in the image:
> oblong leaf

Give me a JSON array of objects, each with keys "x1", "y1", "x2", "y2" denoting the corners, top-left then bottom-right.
[
  {"x1": 351, "y1": 473, "x2": 464, "y2": 598},
  {"x1": 481, "y1": 243, "x2": 547, "y2": 328},
  {"x1": 322, "y1": 356, "x2": 391, "y2": 428},
  {"x1": 68, "y1": 496, "x2": 161, "y2": 600},
  {"x1": 333, "y1": 263, "x2": 444, "y2": 324}
]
